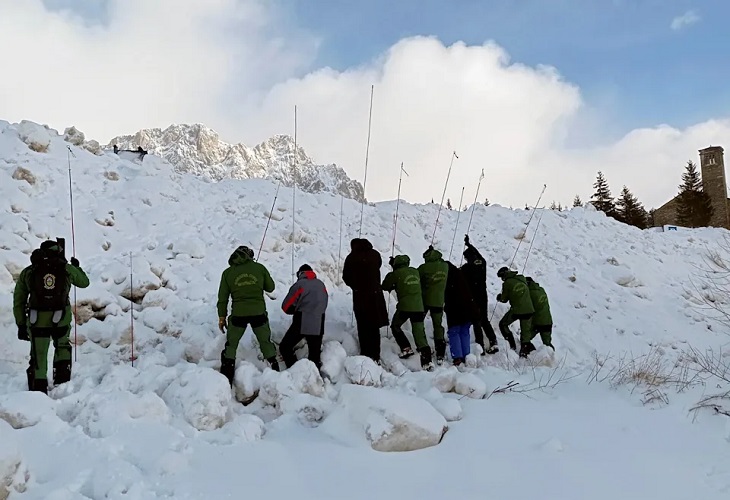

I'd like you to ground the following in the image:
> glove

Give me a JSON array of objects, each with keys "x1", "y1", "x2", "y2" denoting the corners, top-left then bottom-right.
[
  {"x1": 70, "y1": 257, "x2": 80, "y2": 267},
  {"x1": 464, "y1": 234, "x2": 470, "y2": 245},
  {"x1": 218, "y1": 317, "x2": 227, "y2": 333},
  {"x1": 428, "y1": 245, "x2": 434, "y2": 251},
  {"x1": 388, "y1": 256, "x2": 395, "y2": 267},
  {"x1": 17, "y1": 325, "x2": 29, "y2": 341}
]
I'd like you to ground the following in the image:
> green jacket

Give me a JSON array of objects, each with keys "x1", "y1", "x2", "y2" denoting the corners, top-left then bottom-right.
[
  {"x1": 418, "y1": 248, "x2": 448, "y2": 307},
  {"x1": 382, "y1": 255, "x2": 424, "y2": 312},
  {"x1": 497, "y1": 270, "x2": 534, "y2": 316},
  {"x1": 217, "y1": 248, "x2": 275, "y2": 318},
  {"x1": 528, "y1": 280, "x2": 552, "y2": 326},
  {"x1": 13, "y1": 263, "x2": 90, "y2": 328}
]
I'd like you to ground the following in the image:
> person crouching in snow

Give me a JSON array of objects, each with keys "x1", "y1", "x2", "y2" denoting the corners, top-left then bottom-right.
[
  {"x1": 525, "y1": 277, "x2": 554, "y2": 352},
  {"x1": 496, "y1": 267, "x2": 534, "y2": 357},
  {"x1": 217, "y1": 245, "x2": 279, "y2": 384},
  {"x1": 444, "y1": 261, "x2": 479, "y2": 366},
  {"x1": 279, "y1": 264, "x2": 329, "y2": 369}
]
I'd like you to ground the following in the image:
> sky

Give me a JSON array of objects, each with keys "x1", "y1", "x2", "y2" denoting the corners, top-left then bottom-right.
[{"x1": 1, "y1": 0, "x2": 729, "y2": 210}]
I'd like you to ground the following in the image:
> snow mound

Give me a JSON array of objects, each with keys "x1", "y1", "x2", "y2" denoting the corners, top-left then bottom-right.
[
  {"x1": 0, "y1": 392, "x2": 56, "y2": 429},
  {"x1": 161, "y1": 367, "x2": 231, "y2": 431},
  {"x1": 455, "y1": 373, "x2": 487, "y2": 399},
  {"x1": 432, "y1": 367, "x2": 459, "y2": 393},
  {"x1": 0, "y1": 420, "x2": 26, "y2": 498},
  {"x1": 202, "y1": 414, "x2": 266, "y2": 445},
  {"x1": 344, "y1": 356, "x2": 384, "y2": 387},
  {"x1": 258, "y1": 360, "x2": 325, "y2": 410},
  {"x1": 337, "y1": 385, "x2": 448, "y2": 452},
  {"x1": 233, "y1": 361, "x2": 261, "y2": 404},
  {"x1": 321, "y1": 340, "x2": 347, "y2": 380}
]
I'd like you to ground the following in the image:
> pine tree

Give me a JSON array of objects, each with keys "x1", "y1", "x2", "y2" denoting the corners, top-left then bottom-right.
[
  {"x1": 648, "y1": 208, "x2": 656, "y2": 227},
  {"x1": 590, "y1": 171, "x2": 616, "y2": 218},
  {"x1": 549, "y1": 201, "x2": 558, "y2": 210},
  {"x1": 431, "y1": 198, "x2": 434, "y2": 204},
  {"x1": 462, "y1": 205, "x2": 467, "y2": 211},
  {"x1": 573, "y1": 195, "x2": 583, "y2": 207},
  {"x1": 676, "y1": 161, "x2": 714, "y2": 227},
  {"x1": 615, "y1": 186, "x2": 648, "y2": 229},
  {"x1": 558, "y1": 202, "x2": 563, "y2": 211},
  {"x1": 484, "y1": 198, "x2": 490, "y2": 206},
  {"x1": 446, "y1": 198, "x2": 453, "y2": 210}
]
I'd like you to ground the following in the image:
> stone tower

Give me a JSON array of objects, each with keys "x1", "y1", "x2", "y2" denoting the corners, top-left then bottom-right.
[{"x1": 699, "y1": 146, "x2": 729, "y2": 229}]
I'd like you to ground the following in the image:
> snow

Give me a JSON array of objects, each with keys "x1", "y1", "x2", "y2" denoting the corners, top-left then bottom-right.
[{"x1": 2, "y1": 120, "x2": 730, "y2": 497}]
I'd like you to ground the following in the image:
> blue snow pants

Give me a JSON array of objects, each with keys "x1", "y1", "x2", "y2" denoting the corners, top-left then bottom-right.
[{"x1": 448, "y1": 323, "x2": 471, "y2": 359}]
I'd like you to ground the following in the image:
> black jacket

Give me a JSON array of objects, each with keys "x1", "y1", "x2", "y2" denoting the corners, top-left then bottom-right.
[
  {"x1": 460, "y1": 243, "x2": 488, "y2": 306},
  {"x1": 342, "y1": 238, "x2": 389, "y2": 327},
  {"x1": 444, "y1": 262, "x2": 479, "y2": 327}
]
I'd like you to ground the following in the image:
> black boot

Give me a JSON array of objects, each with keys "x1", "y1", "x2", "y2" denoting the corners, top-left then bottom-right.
[
  {"x1": 26, "y1": 366, "x2": 34, "y2": 391},
  {"x1": 31, "y1": 378, "x2": 48, "y2": 394},
  {"x1": 419, "y1": 346, "x2": 434, "y2": 371},
  {"x1": 53, "y1": 360, "x2": 72, "y2": 385},
  {"x1": 435, "y1": 339, "x2": 446, "y2": 365},
  {"x1": 220, "y1": 355, "x2": 235, "y2": 385},
  {"x1": 485, "y1": 343, "x2": 499, "y2": 355},
  {"x1": 519, "y1": 342, "x2": 536, "y2": 358},
  {"x1": 267, "y1": 357, "x2": 280, "y2": 372},
  {"x1": 505, "y1": 334, "x2": 517, "y2": 350}
]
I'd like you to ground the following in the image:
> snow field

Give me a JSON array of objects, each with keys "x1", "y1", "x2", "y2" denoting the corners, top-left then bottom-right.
[{"x1": 1, "y1": 120, "x2": 730, "y2": 498}]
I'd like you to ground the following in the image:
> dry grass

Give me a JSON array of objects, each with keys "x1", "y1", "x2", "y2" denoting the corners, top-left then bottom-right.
[{"x1": 11, "y1": 167, "x2": 35, "y2": 185}]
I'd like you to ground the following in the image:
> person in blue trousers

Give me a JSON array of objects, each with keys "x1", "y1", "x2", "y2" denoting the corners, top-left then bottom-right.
[{"x1": 443, "y1": 261, "x2": 479, "y2": 366}]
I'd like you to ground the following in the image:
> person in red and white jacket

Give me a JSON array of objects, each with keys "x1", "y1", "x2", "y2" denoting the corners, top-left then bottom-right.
[{"x1": 279, "y1": 264, "x2": 329, "y2": 369}]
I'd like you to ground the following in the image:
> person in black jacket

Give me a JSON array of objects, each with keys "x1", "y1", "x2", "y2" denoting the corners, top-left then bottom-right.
[
  {"x1": 342, "y1": 238, "x2": 389, "y2": 363},
  {"x1": 460, "y1": 235, "x2": 500, "y2": 354},
  {"x1": 444, "y1": 261, "x2": 479, "y2": 366}
]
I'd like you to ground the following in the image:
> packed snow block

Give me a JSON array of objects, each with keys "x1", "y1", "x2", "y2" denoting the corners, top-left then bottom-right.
[
  {"x1": 62, "y1": 390, "x2": 171, "y2": 438},
  {"x1": 338, "y1": 385, "x2": 448, "y2": 452},
  {"x1": 161, "y1": 367, "x2": 231, "y2": 431},
  {"x1": 421, "y1": 387, "x2": 463, "y2": 422},
  {"x1": 280, "y1": 393, "x2": 333, "y2": 427},
  {"x1": 172, "y1": 237, "x2": 206, "y2": 259},
  {"x1": 0, "y1": 392, "x2": 57, "y2": 429},
  {"x1": 258, "y1": 361, "x2": 325, "y2": 409},
  {"x1": 0, "y1": 421, "x2": 23, "y2": 500},
  {"x1": 203, "y1": 414, "x2": 266, "y2": 445},
  {"x1": 321, "y1": 340, "x2": 347, "y2": 380},
  {"x1": 344, "y1": 355, "x2": 384, "y2": 387},
  {"x1": 233, "y1": 361, "x2": 261, "y2": 404},
  {"x1": 15, "y1": 120, "x2": 52, "y2": 153},
  {"x1": 141, "y1": 287, "x2": 180, "y2": 310},
  {"x1": 455, "y1": 373, "x2": 487, "y2": 399},
  {"x1": 432, "y1": 367, "x2": 459, "y2": 393},
  {"x1": 63, "y1": 126, "x2": 85, "y2": 146}
]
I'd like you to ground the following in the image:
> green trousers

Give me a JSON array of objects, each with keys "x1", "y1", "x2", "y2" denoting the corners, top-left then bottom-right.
[
  {"x1": 391, "y1": 310, "x2": 428, "y2": 350},
  {"x1": 528, "y1": 324, "x2": 553, "y2": 346},
  {"x1": 222, "y1": 314, "x2": 277, "y2": 361},
  {"x1": 29, "y1": 326, "x2": 71, "y2": 381},
  {"x1": 425, "y1": 306, "x2": 445, "y2": 342},
  {"x1": 498, "y1": 309, "x2": 533, "y2": 344}
]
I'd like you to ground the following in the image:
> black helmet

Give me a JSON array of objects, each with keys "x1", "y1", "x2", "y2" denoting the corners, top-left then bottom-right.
[{"x1": 497, "y1": 266, "x2": 510, "y2": 278}]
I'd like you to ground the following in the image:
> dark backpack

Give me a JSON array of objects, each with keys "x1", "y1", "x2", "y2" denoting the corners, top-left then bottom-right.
[{"x1": 29, "y1": 250, "x2": 68, "y2": 312}]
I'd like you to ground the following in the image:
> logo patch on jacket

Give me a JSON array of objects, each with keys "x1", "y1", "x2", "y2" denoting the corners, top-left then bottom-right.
[
  {"x1": 43, "y1": 273, "x2": 56, "y2": 290},
  {"x1": 234, "y1": 274, "x2": 258, "y2": 287}
]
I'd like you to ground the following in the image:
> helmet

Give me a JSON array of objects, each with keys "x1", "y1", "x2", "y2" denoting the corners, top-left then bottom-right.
[
  {"x1": 237, "y1": 245, "x2": 254, "y2": 259},
  {"x1": 497, "y1": 266, "x2": 510, "y2": 279}
]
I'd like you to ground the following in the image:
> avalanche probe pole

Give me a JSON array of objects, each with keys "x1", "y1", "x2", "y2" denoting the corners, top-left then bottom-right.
[
  {"x1": 521, "y1": 205, "x2": 546, "y2": 275},
  {"x1": 258, "y1": 181, "x2": 281, "y2": 261},
  {"x1": 358, "y1": 85, "x2": 375, "y2": 238},
  {"x1": 391, "y1": 163, "x2": 409, "y2": 257},
  {"x1": 337, "y1": 194, "x2": 344, "y2": 285},
  {"x1": 129, "y1": 252, "x2": 135, "y2": 367},
  {"x1": 460, "y1": 169, "x2": 485, "y2": 266},
  {"x1": 448, "y1": 186, "x2": 465, "y2": 261},
  {"x1": 431, "y1": 151, "x2": 458, "y2": 246},
  {"x1": 66, "y1": 146, "x2": 78, "y2": 362},
  {"x1": 291, "y1": 105, "x2": 297, "y2": 284}
]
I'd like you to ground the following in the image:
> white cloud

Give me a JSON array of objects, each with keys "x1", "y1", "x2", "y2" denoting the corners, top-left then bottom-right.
[
  {"x1": 1, "y1": 0, "x2": 728, "y2": 211},
  {"x1": 671, "y1": 10, "x2": 701, "y2": 31}
]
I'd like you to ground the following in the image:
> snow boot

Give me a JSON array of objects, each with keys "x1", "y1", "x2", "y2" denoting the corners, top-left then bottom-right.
[
  {"x1": 453, "y1": 357, "x2": 464, "y2": 367},
  {"x1": 220, "y1": 356, "x2": 235, "y2": 385},
  {"x1": 31, "y1": 378, "x2": 48, "y2": 394},
  {"x1": 53, "y1": 360, "x2": 71, "y2": 385},
  {"x1": 485, "y1": 343, "x2": 499, "y2": 355},
  {"x1": 267, "y1": 357, "x2": 280, "y2": 372},
  {"x1": 419, "y1": 346, "x2": 434, "y2": 371},
  {"x1": 399, "y1": 347, "x2": 415, "y2": 359},
  {"x1": 26, "y1": 366, "x2": 34, "y2": 391},
  {"x1": 434, "y1": 339, "x2": 447, "y2": 359},
  {"x1": 519, "y1": 342, "x2": 536, "y2": 358},
  {"x1": 436, "y1": 356, "x2": 444, "y2": 366}
]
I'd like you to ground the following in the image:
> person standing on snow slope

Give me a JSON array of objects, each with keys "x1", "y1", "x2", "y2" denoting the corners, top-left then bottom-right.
[
  {"x1": 13, "y1": 240, "x2": 89, "y2": 394},
  {"x1": 217, "y1": 245, "x2": 279, "y2": 384},
  {"x1": 342, "y1": 238, "x2": 389, "y2": 364},
  {"x1": 443, "y1": 260, "x2": 479, "y2": 366},
  {"x1": 279, "y1": 264, "x2": 328, "y2": 369},
  {"x1": 524, "y1": 277, "x2": 554, "y2": 353},
  {"x1": 418, "y1": 246, "x2": 449, "y2": 364},
  {"x1": 382, "y1": 254, "x2": 434, "y2": 371},
  {"x1": 496, "y1": 266, "x2": 534, "y2": 357},
  {"x1": 460, "y1": 235, "x2": 500, "y2": 354}
]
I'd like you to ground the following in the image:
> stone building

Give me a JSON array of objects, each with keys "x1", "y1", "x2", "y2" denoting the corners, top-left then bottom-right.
[{"x1": 653, "y1": 146, "x2": 729, "y2": 229}]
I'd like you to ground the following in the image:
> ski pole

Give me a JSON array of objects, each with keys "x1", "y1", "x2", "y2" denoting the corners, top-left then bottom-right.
[
  {"x1": 258, "y1": 181, "x2": 281, "y2": 261},
  {"x1": 431, "y1": 151, "x2": 458, "y2": 246},
  {"x1": 66, "y1": 146, "x2": 78, "y2": 362},
  {"x1": 358, "y1": 85, "x2": 374, "y2": 238},
  {"x1": 448, "y1": 186, "x2": 465, "y2": 261},
  {"x1": 461, "y1": 169, "x2": 485, "y2": 266}
]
